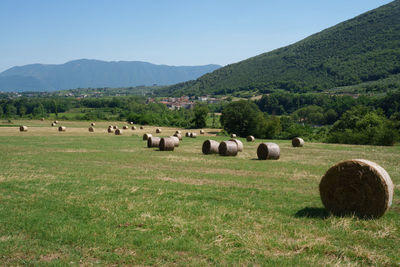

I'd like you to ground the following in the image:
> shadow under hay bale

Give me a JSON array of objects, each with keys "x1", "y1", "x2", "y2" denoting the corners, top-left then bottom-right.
[
  {"x1": 160, "y1": 137, "x2": 175, "y2": 151},
  {"x1": 319, "y1": 159, "x2": 394, "y2": 219},
  {"x1": 292, "y1": 137, "x2": 304, "y2": 147},
  {"x1": 58, "y1": 126, "x2": 66, "y2": 132},
  {"x1": 147, "y1": 136, "x2": 161, "y2": 148},
  {"x1": 143, "y1": 133, "x2": 152, "y2": 140},
  {"x1": 88, "y1": 127, "x2": 95, "y2": 132},
  {"x1": 202, "y1": 140, "x2": 220, "y2": 154},
  {"x1": 257, "y1": 143, "x2": 280, "y2": 160},
  {"x1": 229, "y1": 139, "x2": 243, "y2": 152},
  {"x1": 19, "y1": 126, "x2": 28, "y2": 132},
  {"x1": 294, "y1": 207, "x2": 329, "y2": 219},
  {"x1": 246, "y1": 136, "x2": 255, "y2": 142},
  {"x1": 219, "y1": 141, "x2": 238, "y2": 156}
]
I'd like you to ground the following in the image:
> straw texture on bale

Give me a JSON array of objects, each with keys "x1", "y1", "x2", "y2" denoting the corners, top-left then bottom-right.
[
  {"x1": 202, "y1": 140, "x2": 220, "y2": 154},
  {"x1": 319, "y1": 159, "x2": 394, "y2": 218},
  {"x1": 185, "y1": 132, "x2": 191, "y2": 137},
  {"x1": 159, "y1": 137, "x2": 175, "y2": 151},
  {"x1": 246, "y1": 136, "x2": 255, "y2": 142},
  {"x1": 169, "y1": 136, "x2": 180, "y2": 147},
  {"x1": 143, "y1": 133, "x2": 152, "y2": 140},
  {"x1": 51, "y1": 122, "x2": 56, "y2": 127},
  {"x1": 200, "y1": 129, "x2": 205, "y2": 134},
  {"x1": 115, "y1": 129, "x2": 122, "y2": 135},
  {"x1": 91, "y1": 122, "x2": 95, "y2": 126},
  {"x1": 231, "y1": 134, "x2": 237, "y2": 138},
  {"x1": 190, "y1": 132, "x2": 197, "y2": 138},
  {"x1": 147, "y1": 136, "x2": 161, "y2": 148},
  {"x1": 19, "y1": 126, "x2": 28, "y2": 132},
  {"x1": 292, "y1": 137, "x2": 305, "y2": 147},
  {"x1": 229, "y1": 139, "x2": 243, "y2": 152},
  {"x1": 175, "y1": 130, "x2": 182, "y2": 134},
  {"x1": 58, "y1": 126, "x2": 66, "y2": 132},
  {"x1": 108, "y1": 128, "x2": 114, "y2": 133},
  {"x1": 123, "y1": 126, "x2": 129, "y2": 130},
  {"x1": 156, "y1": 128, "x2": 162, "y2": 133},
  {"x1": 88, "y1": 127, "x2": 95, "y2": 132},
  {"x1": 132, "y1": 126, "x2": 137, "y2": 130},
  {"x1": 173, "y1": 133, "x2": 182, "y2": 140},
  {"x1": 219, "y1": 141, "x2": 238, "y2": 156},
  {"x1": 257, "y1": 143, "x2": 280, "y2": 160}
]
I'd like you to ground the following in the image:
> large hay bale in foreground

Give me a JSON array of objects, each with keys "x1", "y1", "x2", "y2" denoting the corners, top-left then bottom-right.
[
  {"x1": 156, "y1": 128, "x2": 162, "y2": 133},
  {"x1": 292, "y1": 137, "x2": 305, "y2": 147},
  {"x1": 231, "y1": 134, "x2": 237, "y2": 138},
  {"x1": 88, "y1": 127, "x2": 95, "y2": 132},
  {"x1": 147, "y1": 136, "x2": 161, "y2": 148},
  {"x1": 132, "y1": 126, "x2": 137, "y2": 130},
  {"x1": 257, "y1": 143, "x2": 280, "y2": 160},
  {"x1": 200, "y1": 129, "x2": 205, "y2": 134},
  {"x1": 169, "y1": 136, "x2": 180, "y2": 147},
  {"x1": 173, "y1": 133, "x2": 182, "y2": 140},
  {"x1": 219, "y1": 141, "x2": 238, "y2": 156},
  {"x1": 319, "y1": 159, "x2": 394, "y2": 218},
  {"x1": 202, "y1": 140, "x2": 220, "y2": 154},
  {"x1": 115, "y1": 129, "x2": 122, "y2": 135},
  {"x1": 58, "y1": 126, "x2": 66, "y2": 132},
  {"x1": 159, "y1": 137, "x2": 175, "y2": 151},
  {"x1": 91, "y1": 122, "x2": 95, "y2": 126},
  {"x1": 143, "y1": 133, "x2": 152, "y2": 140},
  {"x1": 19, "y1": 126, "x2": 28, "y2": 132},
  {"x1": 190, "y1": 133, "x2": 197, "y2": 138},
  {"x1": 108, "y1": 127, "x2": 114, "y2": 133},
  {"x1": 246, "y1": 136, "x2": 255, "y2": 142},
  {"x1": 229, "y1": 139, "x2": 243, "y2": 152}
]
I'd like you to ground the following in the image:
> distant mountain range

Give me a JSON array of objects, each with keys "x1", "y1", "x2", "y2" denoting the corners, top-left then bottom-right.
[
  {"x1": 160, "y1": 0, "x2": 400, "y2": 96},
  {"x1": 0, "y1": 59, "x2": 221, "y2": 92}
]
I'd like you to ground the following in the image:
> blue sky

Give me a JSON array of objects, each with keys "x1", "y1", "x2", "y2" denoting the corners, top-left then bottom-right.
[{"x1": 0, "y1": 0, "x2": 393, "y2": 72}]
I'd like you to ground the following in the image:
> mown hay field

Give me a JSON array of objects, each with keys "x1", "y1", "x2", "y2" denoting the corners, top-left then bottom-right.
[{"x1": 0, "y1": 120, "x2": 399, "y2": 266}]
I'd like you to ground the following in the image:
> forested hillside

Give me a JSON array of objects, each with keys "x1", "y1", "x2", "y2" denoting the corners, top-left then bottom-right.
[{"x1": 160, "y1": 0, "x2": 400, "y2": 96}]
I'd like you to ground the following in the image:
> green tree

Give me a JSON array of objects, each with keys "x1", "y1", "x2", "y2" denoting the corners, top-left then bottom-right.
[
  {"x1": 192, "y1": 104, "x2": 209, "y2": 128},
  {"x1": 5, "y1": 104, "x2": 17, "y2": 118},
  {"x1": 0, "y1": 106, "x2": 3, "y2": 118}
]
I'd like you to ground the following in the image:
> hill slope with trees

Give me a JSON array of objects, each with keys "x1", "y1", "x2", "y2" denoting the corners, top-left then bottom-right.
[{"x1": 160, "y1": 0, "x2": 400, "y2": 96}]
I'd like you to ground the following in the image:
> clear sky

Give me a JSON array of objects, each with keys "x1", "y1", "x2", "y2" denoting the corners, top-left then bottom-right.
[{"x1": 0, "y1": 0, "x2": 393, "y2": 72}]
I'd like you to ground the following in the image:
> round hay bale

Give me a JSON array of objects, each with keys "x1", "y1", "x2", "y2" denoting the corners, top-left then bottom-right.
[
  {"x1": 130, "y1": 122, "x2": 134, "y2": 125},
  {"x1": 115, "y1": 129, "x2": 122, "y2": 135},
  {"x1": 185, "y1": 132, "x2": 191, "y2": 137},
  {"x1": 143, "y1": 133, "x2": 152, "y2": 140},
  {"x1": 91, "y1": 122, "x2": 95, "y2": 126},
  {"x1": 132, "y1": 126, "x2": 137, "y2": 130},
  {"x1": 219, "y1": 141, "x2": 238, "y2": 156},
  {"x1": 319, "y1": 159, "x2": 394, "y2": 218},
  {"x1": 58, "y1": 126, "x2": 66, "y2": 132},
  {"x1": 140, "y1": 126, "x2": 144, "y2": 129},
  {"x1": 41, "y1": 118, "x2": 45, "y2": 121},
  {"x1": 123, "y1": 126, "x2": 129, "y2": 130},
  {"x1": 175, "y1": 130, "x2": 182, "y2": 134},
  {"x1": 246, "y1": 136, "x2": 255, "y2": 142},
  {"x1": 257, "y1": 143, "x2": 280, "y2": 160},
  {"x1": 169, "y1": 136, "x2": 180, "y2": 147},
  {"x1": 173, "y1": 133, "x2": 182, "y2": 140},
  {"x1": 229, "y1": 139, "x2": 243, "y2": 152},
  {"x1": 54, "y1": 120, "x2": 58, "y2": 124},
  {"x1": 108, "y1": 125, "x2": 113, "y2": 129},
  {"x1": 292, "y1": 137, "x2": 305, "y2": 147},
  {"x1": 147, "y1": 136, "x2": 161, "y2": 148},
  {"x1": 51, "y1": 122, "x2": 56, "y2": 127},
  {"x1": 156, "y1": 128, "x2": 162, "y2": 133},
  {"x1": 159, "y1": 137, "x2": 175, "y2": 151},
  {"x1": 190, "y1": 133, "x2": 197, "y2": 138},
  {"x1": 231, "y1": 134, "x2": 237, "y2": 138},
  {"x1": 202, "y1": 140, "x2": 220, "y2": 154},
  {"x1": 200, "y1": 129, "x2": 205, "y2": 134},
  {"x1": 19, "y1": 126, "x2": 28, "y2": 132},
  {"x1": 113, "y1": 126, "x2": 118, "y2": 130},
  {"x1": 88, "y1": 127, "x2": 95, "y2": 132},
  {"x1": 108, "y1": 127, "x2": 114, "y2": 133}
]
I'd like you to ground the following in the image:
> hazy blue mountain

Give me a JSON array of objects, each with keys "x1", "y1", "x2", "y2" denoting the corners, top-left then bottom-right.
[{"x1": 0, "y1": 59, "x2": 221, "y2": 92}]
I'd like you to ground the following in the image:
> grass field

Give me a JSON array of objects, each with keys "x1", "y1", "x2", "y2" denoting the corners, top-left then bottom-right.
[{"x1": 0, "y1": 120, "x2": 399, "y2": 266}]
